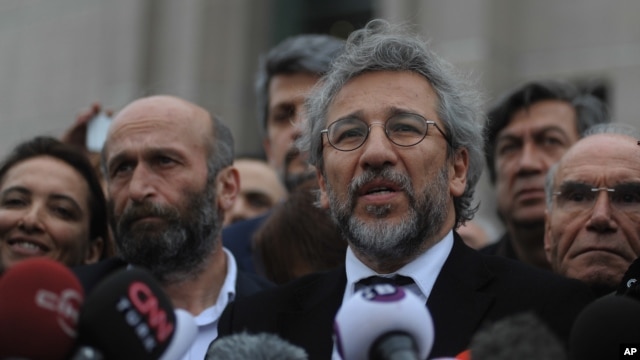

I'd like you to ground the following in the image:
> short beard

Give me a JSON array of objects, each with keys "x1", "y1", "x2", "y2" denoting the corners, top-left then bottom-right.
[
  {"x1": 283, "y1": 146, "x2": 315, "y2": 192},
  {"x1": 326, "y1": 166, "x2": 450, "y2": 266},
  {"x1": 284, "y1": 171, "x2": 316, "y2": 193},
  {"x1": 109, "y1": 184, "x2": 221, "y2": 285}
]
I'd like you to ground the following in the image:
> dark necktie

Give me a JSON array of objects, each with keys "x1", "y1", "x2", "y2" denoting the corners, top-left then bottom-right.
[{"x1": 356, "y1": 275, "x2": 415, "y2": 291}]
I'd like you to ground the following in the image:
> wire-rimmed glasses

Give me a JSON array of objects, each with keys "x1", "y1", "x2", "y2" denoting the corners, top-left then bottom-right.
[
  {"x1": 320, "y1": 112, "x2": 452, "y2": 152},
  {"x1": 552, "y1": 182, "x2": 640, "y2": 214}
]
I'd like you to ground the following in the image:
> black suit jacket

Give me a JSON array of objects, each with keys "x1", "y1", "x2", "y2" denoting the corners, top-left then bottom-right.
[
  {"x1": 479, "y1": 232, "x2": 518, "y2": 260},
  {"x1": 222, "y1": 213, "x2": 269, "y2": 275},
  {"x1": 72, "y1": 256, "x2": 273, "y2": 299},
  {"x1": 217, "y1": 233, "x2": 595, "y2": 359}
]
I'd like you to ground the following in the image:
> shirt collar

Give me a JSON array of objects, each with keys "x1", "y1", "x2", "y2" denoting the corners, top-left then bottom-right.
[
  {"x1": 192, "y1": 247, "x2": 237, "y2": 324},
  {"x1": 179, "y1": 247, "x2": 238, "y2": 360},
  {"x1": 344, "y1": 230, "x2": 454, "y2": 302},
  {"x1": 219, "y1": 247, "x2": 237, "y2": 307}
]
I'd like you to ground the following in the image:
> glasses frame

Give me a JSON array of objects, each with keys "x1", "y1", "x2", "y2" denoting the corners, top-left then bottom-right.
[
  {"x1": 320, "y1": 113, "x2": 452, "y2": 152},
  {"x1": 553, "y1": 187, "x2": 615, "y2": 197},
  {"x1": 552, "y1": 185, "x2": 640, "y2": 213}
]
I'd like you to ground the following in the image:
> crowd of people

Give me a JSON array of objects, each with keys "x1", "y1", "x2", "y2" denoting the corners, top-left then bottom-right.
[{"x1": 0, "y1": 18, "x2": 637, "y2": 360}]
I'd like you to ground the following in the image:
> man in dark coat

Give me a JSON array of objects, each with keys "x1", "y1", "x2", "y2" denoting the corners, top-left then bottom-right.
[{"x1": 216, "y1": 20, "x2": 594, "y2": 359}]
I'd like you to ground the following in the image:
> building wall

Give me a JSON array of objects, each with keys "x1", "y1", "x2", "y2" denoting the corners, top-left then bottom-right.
[{"x1": 0, "y1": 0, "x2": 270, "y2": 157}]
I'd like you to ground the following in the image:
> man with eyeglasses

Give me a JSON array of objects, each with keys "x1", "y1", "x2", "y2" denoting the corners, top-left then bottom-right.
[
  {"x1": 544, "y1": 123, "x2": 640, "y2": 296},
  {"x1": 216, "y1": 20, "x2": 595, "y2": 359}
]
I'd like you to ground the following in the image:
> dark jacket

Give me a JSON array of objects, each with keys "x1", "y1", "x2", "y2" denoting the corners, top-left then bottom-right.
[{"x1": 217, "y1": 233, "x2": 594, "y2": 359}]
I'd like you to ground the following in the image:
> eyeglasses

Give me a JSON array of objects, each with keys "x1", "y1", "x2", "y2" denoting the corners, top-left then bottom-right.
[
  {"x1": 552, "y1": 182, "x2": 640, "y2": 214},
  {"x1": 320, "y1": 113, "x2": 452, "y2": 152}
]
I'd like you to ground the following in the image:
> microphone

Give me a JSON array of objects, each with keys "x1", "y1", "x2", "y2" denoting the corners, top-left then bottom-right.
[
  {"x1": 468, "y1": 312, "x2": 565, "y2": 360},
  {"x1": 206, "y1": 331, "x2": 309, "y2": 360},
  {"x1": 616, "y1": 257, "x2": 640, "y2": 298},
  {"x1": 333, "y1": 284, "x2": 434, "y2": 360},
  {"x1": 0, "y1": 257, "x2": 84, "y2": 360},
  {"x1": 71, "y1": 308, "x2": 196, "y2": 360},
  {"x1": 569, "y1": 295, "x2": 640, "y2": 360},
  {"x1": 75, "y1": 267, "x2": 195, "y2": 359}
]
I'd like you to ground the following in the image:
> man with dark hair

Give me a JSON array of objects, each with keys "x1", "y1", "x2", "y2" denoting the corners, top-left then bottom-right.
[
  {"x1": 481, "y1": 80, "x2": 609, "y2": 269},
  {"x1": 216, "y1": 20, "x2": 594, "y2": 359},
  {"x1": 74, "y1": 95, "x2": 271, "y2": 359},
  {"x1": 223, "y1": 34, "x2": 344, "y2": 273},
  {"x1": 255, "y1": 34, "x2": 345, "y2": 191}
]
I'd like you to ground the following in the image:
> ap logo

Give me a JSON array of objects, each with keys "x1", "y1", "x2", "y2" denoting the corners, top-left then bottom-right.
[{"x1": 620, "y1": 344, "x2": 640, "y2": 359}]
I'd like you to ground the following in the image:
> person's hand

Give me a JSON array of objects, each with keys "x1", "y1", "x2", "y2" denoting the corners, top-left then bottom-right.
[{"x1": 61, "y1": 103, "x2": 113, "y2": 150}]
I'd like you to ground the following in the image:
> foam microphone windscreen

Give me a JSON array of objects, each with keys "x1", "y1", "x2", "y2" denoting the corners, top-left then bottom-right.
[
  {"x1": 76, "y1": 267, "x2": 177, "y2": 359},
  {"x1": 468, "y1": 312, "x2": 565, "y2": 360},
  {"x1": 569, "y1": 295, "x2": 640, "y2": 360},
  {"x1": 0, "y1": 257, "x2": 84, "y2": 360},
  {"x1": 334, "y1": 284, "x2": 434, "y2": 360},
  {"x1": 206, "y1": 332, "x2": 309, "y2": 360}
]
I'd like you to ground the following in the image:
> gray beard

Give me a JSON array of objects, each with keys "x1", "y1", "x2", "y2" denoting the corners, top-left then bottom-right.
[
  {"x1": 110, "y1": 183, "x2": 221, "y2": 285},
  {"x1": 326, "y1": 166, "x2": 450, "y2": 264}
]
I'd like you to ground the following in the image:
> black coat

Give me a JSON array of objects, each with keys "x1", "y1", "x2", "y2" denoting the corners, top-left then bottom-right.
[{"x1": 217, "y1": 233, "x2": 595, "y2": 359}]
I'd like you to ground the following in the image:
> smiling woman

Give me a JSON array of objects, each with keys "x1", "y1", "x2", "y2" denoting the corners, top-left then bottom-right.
[{"x1": 0, "y1": 136, "x2": 110, "y2": 271}]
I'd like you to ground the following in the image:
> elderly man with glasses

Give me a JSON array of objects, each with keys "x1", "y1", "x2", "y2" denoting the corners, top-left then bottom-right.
[
  {"x1": 545, "y1": 123, "x2": 640, "y2": 297},
  {"x1": 215, "y1": 20, "x2": 595, "y2": 359}
]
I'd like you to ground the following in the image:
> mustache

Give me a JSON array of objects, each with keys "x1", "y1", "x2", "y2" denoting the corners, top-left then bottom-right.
[
  {"x1": 348, "y1": 167, "x2": 413, "y2": 197},
  {"x1": 117, "y1": 200, "x2": 180, "y2": 230},
  {"x1": 285, "y1": 146, "x2": 300, "y2": 163}
]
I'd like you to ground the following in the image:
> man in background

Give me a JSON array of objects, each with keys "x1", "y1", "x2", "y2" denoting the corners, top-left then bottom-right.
[
  {"x1": 255, "y1": 34, "x2": 345, "y2": 192},
  {"x1": 223, "y1": 34, "x2": 344, "y2": 273},
  {"x1": 222, "y1": 157, "x2": 286, "y2": 226},
  {"x1": 481, "y1": 80, "x2": 608, "y2": 269},
  {"x1": 545, "y1": 123, "x2": 640, "y2": 296}
]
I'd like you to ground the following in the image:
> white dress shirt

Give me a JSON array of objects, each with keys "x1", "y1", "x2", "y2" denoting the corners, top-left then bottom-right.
[
  {"x1": 332, "y1": 230, "x2": 454, "y2": 359},
  {"x1": 179, "y1": 247, "x2": 237, "y2": 360}
]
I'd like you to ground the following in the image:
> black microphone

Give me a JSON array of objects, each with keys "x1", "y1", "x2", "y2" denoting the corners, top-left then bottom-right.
[
  {"x1": 206, "y1": 331, "x2": 309, "y2": 360},
  {"x1": 616, "y1": 257, "x2": 640, "y2": 299},
  {"x1": 0, "y1": 258, "x2": 84, "y2": 360},
  {"x1": 333, "y1": 284, "x2": 434, "y2": 360},
  {"x1": 71, "y1": 308, "x2": 196, "y2": 360},
  {"x1": 74, "y1": 267, "x2": 196, "y2": 359},
  {"x1": 468, "y1": 312, "x2": 566, "y2": 360},
  {"x1": 569, "y1": 295, "x2": 640, "y2": 360}
]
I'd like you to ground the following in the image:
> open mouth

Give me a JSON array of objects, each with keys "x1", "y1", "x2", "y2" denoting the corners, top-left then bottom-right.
[
  {"x1": 359, "y1": 180, "x2": 401, "y2": 197},
  {"x1": 364, "y1": 186, "x2": 396, "y2": 195}
]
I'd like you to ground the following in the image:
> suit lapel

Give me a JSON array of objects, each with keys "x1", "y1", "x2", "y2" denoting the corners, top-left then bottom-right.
[
  {"x1": 278, "y1": 267, "x2": 347, "y2": 359},
  {"x1": 427, "y1": 233, "x2": 495, "y2": 357},
  {"x1": 271, "y1": 236, "x2": 496, "y2": 358}
]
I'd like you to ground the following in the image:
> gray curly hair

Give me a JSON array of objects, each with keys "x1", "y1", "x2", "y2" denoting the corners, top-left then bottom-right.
[{"x1": 297, "y1": 19, "x2": 485, "y2": 227}]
